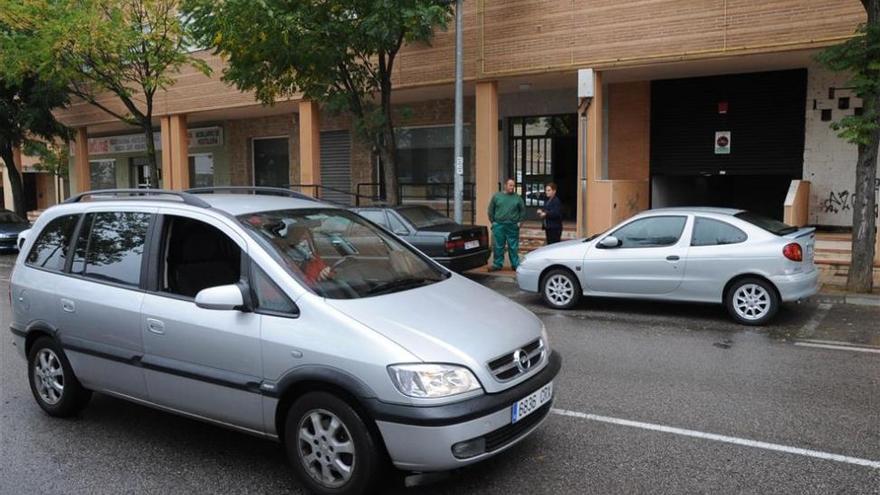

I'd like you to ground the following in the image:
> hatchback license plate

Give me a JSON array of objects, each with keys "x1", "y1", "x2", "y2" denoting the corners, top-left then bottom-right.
[
  {"x1": 511, "y1": 382, "x2": 553, "y2": 424},
  {"x1": 464, "y1": 240, "x2": 480, "y2": 250}
]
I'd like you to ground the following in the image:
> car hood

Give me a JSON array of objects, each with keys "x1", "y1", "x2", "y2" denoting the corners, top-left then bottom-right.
[
  {"x1": 0, "y1": 223, "x2": 30, "y2": 236},
  {"x1": 325, "y1": 274, "x2": 543, "y2": 391},
  {"x1": 527, "y1": 238, "x2": 588, "y2": 259}
]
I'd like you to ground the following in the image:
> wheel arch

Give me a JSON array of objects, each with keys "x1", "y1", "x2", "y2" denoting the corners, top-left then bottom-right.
[
  {"x1": 722, "y1": 273, "x2": 781, "y2": 303},
  {"x1": 23, "y1": 321, "x2": 60, "y2": 357},
  {"x1": 539, "y1": 263, "x2": 582, "y2": 290}
]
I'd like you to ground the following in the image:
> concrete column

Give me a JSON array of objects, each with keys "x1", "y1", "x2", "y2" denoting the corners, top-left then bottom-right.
[
  {"x1": 73, "y1": 127, "x2": 90, "y2": 194},
  {"x1": 298, "y1": 100, "x2": 321, "y2": 195},
  {"x1": 160, "y1": 116, "x2": 173, "y2": 189},
  {"x1": 160, "y1": 115, "x2": 189, "y2": 190},
  {"x1": 577, "y1": 71, "x2": 605, "y2": 237},
  {"x1": 1, "y1": 147, "x2": 22, "y2": 210},
  {"x1": 475, "y1": 81, "x2": 499, "y2": 228}
]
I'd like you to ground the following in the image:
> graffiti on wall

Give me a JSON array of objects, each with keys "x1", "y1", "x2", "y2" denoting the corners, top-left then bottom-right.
[{"x1": 820, "y1": 178, "x2": 880, "y2": 217}]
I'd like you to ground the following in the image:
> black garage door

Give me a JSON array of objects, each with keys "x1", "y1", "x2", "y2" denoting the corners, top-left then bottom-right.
[{"x1": 650, "y1": 69, "x2": 808, "y2": 219}]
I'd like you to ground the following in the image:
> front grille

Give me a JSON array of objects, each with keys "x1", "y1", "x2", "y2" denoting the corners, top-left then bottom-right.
[
  {"x1": 487, "y1": 339, "x2": 544, "y2": 382},
  {"x1": 484, "y1": 402, "x2": 552, "y2": 452}
]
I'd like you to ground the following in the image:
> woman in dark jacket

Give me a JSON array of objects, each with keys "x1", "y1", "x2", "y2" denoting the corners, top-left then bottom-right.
[{"x1": 537, "y1": 182, "x2": 563, "y2": 244}]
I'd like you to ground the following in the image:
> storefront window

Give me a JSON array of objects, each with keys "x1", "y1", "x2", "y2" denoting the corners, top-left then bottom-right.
[
  {"x1": 89, "y1": 159, "x2": 117, "y2": 190},
  {"x1": 395, "y1": 126, "x2": 472, "y2": 189},
  {"x1": 253, "y1": 137, "x2": 289, "y2": 187},
  {"x1": 189, "y1": 153, "x2": 214, "y2": 187}
]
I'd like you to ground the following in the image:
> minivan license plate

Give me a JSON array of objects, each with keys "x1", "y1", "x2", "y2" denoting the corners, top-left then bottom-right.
[
  {"x1": 511, "y1": 382, "x2": 553, "y2": 424},
  {"x1": 464, "y1": 240, "x2": 480, "y2": 250}
]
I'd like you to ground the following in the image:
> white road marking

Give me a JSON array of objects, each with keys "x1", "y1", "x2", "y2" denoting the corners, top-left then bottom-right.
[
  {"x1": 551, "y1": 408, "x2": 880, "y2": 469},
  {"x1": 793, "y1": 342, "x2": 880, "y2": 354},
  {"x1": 797, "y1": 302, "x2": 832, "y2": 339}
]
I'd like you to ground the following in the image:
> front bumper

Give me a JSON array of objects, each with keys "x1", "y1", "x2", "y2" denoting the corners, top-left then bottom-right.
[
  {"x1": 771, "y1": 268, "x2": 820, "y2": 302},
  {"x1": 435, "y1": 249, "x2": 491, "y2": 273},
  {"x1": 370, "y1": 350, "x2": 561, "y2": 471},
  {"x1": 515, "y1": 265, "x2": 541, "y2": 293}
]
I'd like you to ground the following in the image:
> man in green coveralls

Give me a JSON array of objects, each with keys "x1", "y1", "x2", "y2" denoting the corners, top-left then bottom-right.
[{"x1": 488, "y1": 178, "x2": 526, "y2": 271}]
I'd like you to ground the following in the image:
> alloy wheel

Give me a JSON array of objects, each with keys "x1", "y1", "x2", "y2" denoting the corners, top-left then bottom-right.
[
  {"x1": 732, "y1": 283, "x2": 771, "y2": 321},
  {"x1": 297, "y1": 408, "x2": 356, "y2": 489},
  {"x1": 33, "y1": 348, "x2": 64, "y2": 405},
  {"x1": 545, "y1": 274, "x2": 575, "y2": 306}
]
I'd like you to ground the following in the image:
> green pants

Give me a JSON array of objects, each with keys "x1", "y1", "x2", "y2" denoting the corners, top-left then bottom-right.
[{"x1": 491, "y1": 222, "x2": 520, "y2": 269}]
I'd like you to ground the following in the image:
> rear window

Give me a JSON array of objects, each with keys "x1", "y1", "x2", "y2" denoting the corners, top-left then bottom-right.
[
  {"x1": 396, "y1": 206, "x2": 454, "y2": 229},
  {"x1": 734, "y1": 212, "x2": 798, "y2": 236},
  {"x1": 26, "y1": 215, "x2": 79, "y2": 271}
]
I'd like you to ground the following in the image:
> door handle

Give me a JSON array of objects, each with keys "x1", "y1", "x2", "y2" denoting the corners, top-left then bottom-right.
[
  {"x1": 146, "y1": 318, "x2": 165, "y2": 335},
  {"x1": 666, "y1": 255, "x2": 680, "y2": 261},
  {"x1": 61, "y1": 298, "x2": 75, "y2": 313}
]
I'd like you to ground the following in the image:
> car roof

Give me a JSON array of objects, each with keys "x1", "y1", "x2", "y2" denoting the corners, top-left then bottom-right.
[
  {"x1": 637, "y1": 206, "x2": 744, "y2": 216},
  {"x1": 196, "y1": 194, "x2": 335, "y2": 216}
]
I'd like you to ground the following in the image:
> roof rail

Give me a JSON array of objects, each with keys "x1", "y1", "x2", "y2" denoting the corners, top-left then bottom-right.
[
  {"x1": 185, "y1": 186, "x2": 318, "y2": 202},
  {"x1": 64, "y1": 189, "x2": 212, "y2": 208}
]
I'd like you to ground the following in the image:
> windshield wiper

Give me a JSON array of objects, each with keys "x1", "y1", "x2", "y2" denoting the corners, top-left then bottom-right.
[{"x1": 366, "y1": 277, "x2": 435, "y2": 296}]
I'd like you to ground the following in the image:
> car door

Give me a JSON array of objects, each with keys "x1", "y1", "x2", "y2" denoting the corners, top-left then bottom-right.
[
  {"x1": 52, "y1": 207, "x2": 156, "y2": 398},
  {"x1": 678, "y1": 216, "x2": 749, "y2": 301},
  {"x1": 583, "y1": 215, "x2": 691, "y2": 295},
  {"x1": 139, "y1": 212, "x2": 264, "y2": 432}
]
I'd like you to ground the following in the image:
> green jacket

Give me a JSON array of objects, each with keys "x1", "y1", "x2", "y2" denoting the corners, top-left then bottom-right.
[{"x1": 488, "y1": 191, "x2": 526, "y2": 224}]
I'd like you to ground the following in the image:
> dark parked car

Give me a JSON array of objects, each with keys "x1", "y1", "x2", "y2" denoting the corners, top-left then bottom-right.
[
  {"x1": 0, "y1": 209, "x2": 31, "y2": 252},
  {"x1": 353, "y1": 205, "x2": 490, "y2": 272}
]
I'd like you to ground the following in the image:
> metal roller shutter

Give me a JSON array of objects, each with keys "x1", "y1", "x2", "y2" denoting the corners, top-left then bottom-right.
[
  {"x1": 320, "y1": 130, "x2": 352, "y2": 205},
  {"x1": 650, "y1": 69, "x2": 807, "y2": 177}
]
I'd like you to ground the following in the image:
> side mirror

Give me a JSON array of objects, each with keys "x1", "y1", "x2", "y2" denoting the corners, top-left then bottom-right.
[
  {"x1": 195, "y1": 284, "x2": 245, "y2": 311},
  {"x1": 598, "y1": 236, "x2": 621, "y2": 249}
]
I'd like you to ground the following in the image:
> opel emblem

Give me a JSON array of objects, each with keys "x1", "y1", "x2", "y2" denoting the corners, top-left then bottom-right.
[{"x1": 513, "y1": 349, "x2": 531, "y2": 373}]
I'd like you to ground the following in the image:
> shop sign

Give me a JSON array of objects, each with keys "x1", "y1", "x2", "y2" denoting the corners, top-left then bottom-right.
[
  {"x1": 714, "y1": 131, "x2": 731, "y2": 155},
  {"x1": 84, "y1": 126, "x2": 223, "y2": 155}
]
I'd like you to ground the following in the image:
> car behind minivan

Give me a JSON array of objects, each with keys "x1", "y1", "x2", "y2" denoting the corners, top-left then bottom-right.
[{"x1": 10, "y1": 188, "x2": 560, "y2": 495}]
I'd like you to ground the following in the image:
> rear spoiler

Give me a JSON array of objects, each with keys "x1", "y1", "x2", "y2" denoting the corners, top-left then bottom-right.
[{"x1": 783, "y1": 227, "x2": 816, "y2": 240}]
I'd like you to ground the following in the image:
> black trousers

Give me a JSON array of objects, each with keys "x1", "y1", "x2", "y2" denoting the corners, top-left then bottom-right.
[{"x1": 545, "y1": 227, "x2": 562, "y2": 245}]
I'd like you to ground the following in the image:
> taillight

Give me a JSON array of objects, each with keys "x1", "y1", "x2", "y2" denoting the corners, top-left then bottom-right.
[
  {"x1": 445, "y1": 238, "x2": 465, "y2": 253},
  {"x1": 783, "y1": 243, "x2": 803, "y2": 262},
  {"x1": 479, "y1": 232, "x2": 488, "y2": 246}
]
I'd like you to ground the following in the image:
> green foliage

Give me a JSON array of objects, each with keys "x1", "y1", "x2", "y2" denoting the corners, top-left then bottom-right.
[
  {"x1": 816, "y1": 23, "x2": 880, "y2": 146},
  {"x1": 25, "y1": 141, "x2": 71, "y2": 179},
  {"x1": 184, "y1": 0, "x2": 452, "y2": 138}
]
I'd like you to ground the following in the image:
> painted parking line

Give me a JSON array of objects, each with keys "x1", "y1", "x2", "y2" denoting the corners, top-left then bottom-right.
[
  {"x1": 551, "y1": 408, "x2": 880, "y2": 469},
  {"x1": 797, "y1": 302, "x2": 832, "y2": 340},
  {"x1": 793, "y1": 341, "x2": 880, "y2": 354}
]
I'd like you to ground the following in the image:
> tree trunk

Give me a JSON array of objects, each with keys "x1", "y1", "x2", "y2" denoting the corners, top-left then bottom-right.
[
  {"x1": 379, "y1": 83, "x2": 399, "y2": 205},
  {"x1": 0, "y1": 145, "x2": 27, "y2": 217},
  {"x1": 848, "y1": 0, "x2": 880, "y2": 292},
  {"x1": 142, "y1": 122, "x2": 159, "y2": 189}
]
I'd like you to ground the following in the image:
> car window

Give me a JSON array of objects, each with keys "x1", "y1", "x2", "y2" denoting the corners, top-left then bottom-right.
[
  {"x1": 387, "y1": 212, "x2": 410, "y2": 234},
  {"x1": 734, "y1": 211, "x2": 797, "y2": 236},
  {"x1": 160, "y1": 216, "x2": 242, "y2": 298},
  {"x1": 691, "y1": 217, "x2": 748, "y2": 247},
  {"x1": 26, "y1": 214, "x2": 79, "y2": 271},
  {"x1": 71, "y1": 212, "x2": 150, "y2": 287},
  {"x1": 0, "y1": 211, "x2": 26, "y2": 224},
  {"x1": 251, "y1": 262, "x2": 297, "y2": 315},
  {"x1": 239, "y1": 208, "x2": 447, "y2": 299},
  {"x1": 396, "y1": 206, "x2": 454, "y2": 229},
  {"x1": 611, "y1": 216, "x2": 687, "y2": 248},
  {"x1": 358, "y1": 210, "x2": 388, "y2": 228}
]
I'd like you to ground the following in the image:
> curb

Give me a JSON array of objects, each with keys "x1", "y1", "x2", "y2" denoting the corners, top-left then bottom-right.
[{"x1": 814, "y1": 293, "x2": 880, "y2": 307}]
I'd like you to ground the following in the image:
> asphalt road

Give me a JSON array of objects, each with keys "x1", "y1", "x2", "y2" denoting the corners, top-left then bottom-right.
[{"x1": 1, "y1": 256, "x2": 878, "y2": 494}]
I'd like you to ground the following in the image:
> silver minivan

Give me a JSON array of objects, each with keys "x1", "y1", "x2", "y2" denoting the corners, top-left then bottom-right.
[{"x1": 10, "y1": 189, "x2": 560, "y2": 495}]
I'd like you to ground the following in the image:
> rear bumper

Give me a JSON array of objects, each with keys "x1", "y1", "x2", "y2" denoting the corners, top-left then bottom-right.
[
  {"x1": 371, "y1": 350, "x2": 561, "y2": 471},
  {"x1": 771, "y1": 268, "x2": 819, "y2": 302},
  {"x1": 435, "y1": 249, "x2": 490, "y2": 272}
]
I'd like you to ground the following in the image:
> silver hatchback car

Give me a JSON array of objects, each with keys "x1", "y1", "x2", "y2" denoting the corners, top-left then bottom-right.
[
  {"x1": 516, "y1": 207, "x2": 818, "y2": 325},
  {"x1": 10, "y1": 188, "x2": 560, "y2": 495}
]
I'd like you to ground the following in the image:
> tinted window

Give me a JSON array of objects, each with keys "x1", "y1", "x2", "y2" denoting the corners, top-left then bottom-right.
[
  {"x1": 611, "y1": 216, "x2": 687, "y2": 248},
  {"x1": 734, "y1": 211, "x2": 797, "y2": 236},
  {"x1": 396, "y1": 206, "x2": 453, "y2": 229},
  {"x1": 0, "y1": 211, "x2": 26, "y2": 224},
  {"x1": 691, "y1": 218, "x2": 748, "y2": 246},
  {"x1": 72, "y1": 212, "x2": 150, "y2": 286},
  {"x1": 251, "y1": 263, "x2": 297, "y2": 315},
  {"x1": 161, "y1": 216, "x2": 241, "y2": 298},
  {"x1": 26, "y1": 215, "x2": 79, "y2": 271},
  {"x1": 387, "y1": 212, "x2": 410, "y2": 234},
  {"x1": 358, "y1": 210, "x2": 388, "y2": 227}
]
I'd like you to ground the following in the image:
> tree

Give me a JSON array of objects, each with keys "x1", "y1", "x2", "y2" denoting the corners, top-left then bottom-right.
[
  {"x1": 185, "y1": 0, "x2": 453, "y2": 204},
  {"x1": 817, "y1": 0, "x2": 880, "y2": 293},
  {"x1": 0, "y1": 73, "x2": 70, "y2": 216},
  {"x1": 1, "y1": 0, "x2": 209, "y2": 187}
]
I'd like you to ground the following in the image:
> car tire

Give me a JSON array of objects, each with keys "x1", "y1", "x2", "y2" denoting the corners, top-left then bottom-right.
[
  {"x1": 285, "y1": 391, "x2": 384, "y2": 495},
  {"x1": 27, "y1": 336, "x2": 92, "y2": 417},
  {"x1": 541, "y1": 268, "x2": 582, "y2": 310},
  {"x1": 725, "y1": 277, "x2": 779, "y2": 326}
]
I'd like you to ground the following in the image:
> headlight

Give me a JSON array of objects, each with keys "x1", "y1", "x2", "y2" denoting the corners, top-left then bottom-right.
[{"x1": 388, "y1": 364, "x2": 482, "y2": 398}]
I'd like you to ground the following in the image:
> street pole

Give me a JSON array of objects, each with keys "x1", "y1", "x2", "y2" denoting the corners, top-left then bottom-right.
[{"x1": 452, "y1": 0, "x2": 464, "y2": 224}]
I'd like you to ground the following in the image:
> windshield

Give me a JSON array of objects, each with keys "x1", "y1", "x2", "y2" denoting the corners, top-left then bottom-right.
[
  {"x1": 396, "y1": 206, "x2": 455, "y2": 229},
  {"x1": 0, "y1": 211, "x2": 26, "y2": 224},
  {"x1": 734, "y1": 211, "x2": 798, "y2": 236},
  {"x1": 239, "y1": 208, "x2": 448, "y2": 299}
]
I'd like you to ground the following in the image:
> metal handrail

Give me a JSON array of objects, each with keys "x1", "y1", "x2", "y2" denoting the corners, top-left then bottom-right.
[
  {"x1": 64, "y1": 188, "x2": 212, "y2": 208},
  {"x1": 186, "y1": 186, "x2": 317, "y2": 202}
]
